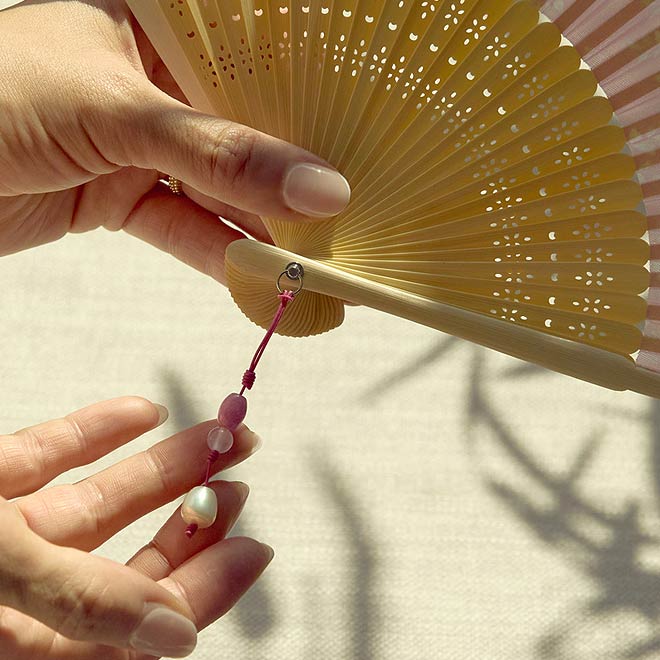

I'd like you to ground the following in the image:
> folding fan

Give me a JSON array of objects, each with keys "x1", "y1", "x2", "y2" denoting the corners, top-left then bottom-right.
[{"x1": 127, "y1": 0, "x2": 660, "y2": 397}]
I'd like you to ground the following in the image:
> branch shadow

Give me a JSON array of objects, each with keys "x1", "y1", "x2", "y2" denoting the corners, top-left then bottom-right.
[
  {"x1": 358, "y1": 336, "x2": 459, "y2": 404},
  {"x1": 464, "y1": 350, "x2": 660, "y2": 659},
  {"x1": 307, "y1": 448, "x2": 380, "y2": 660}
]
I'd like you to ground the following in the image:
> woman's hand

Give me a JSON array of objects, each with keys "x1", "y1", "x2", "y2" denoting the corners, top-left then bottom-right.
[
  {"x1": 0, "y1": 0, "x2": 350, "y2": 278},
  {"x1": 0, "y1": 396, "x2": 269, "y2": 659}
]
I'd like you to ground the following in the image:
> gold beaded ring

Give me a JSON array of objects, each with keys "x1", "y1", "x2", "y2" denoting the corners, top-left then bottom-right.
[{"x1": 167, "y1": 175, "x2": 183, "y2": 196}]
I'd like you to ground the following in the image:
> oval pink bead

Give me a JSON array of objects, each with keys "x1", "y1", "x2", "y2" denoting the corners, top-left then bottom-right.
[
  {"x1": 207, "y1": 426, "x2": 234, "y2": 453},
  {"x1": 217, "y1": 393, "x2": 247, "y2": 431}
]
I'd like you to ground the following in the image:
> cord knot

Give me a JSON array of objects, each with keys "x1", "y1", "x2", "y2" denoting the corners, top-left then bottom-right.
[{"x1": 242, "y1": 369, "x2": 256, "y2": 389}]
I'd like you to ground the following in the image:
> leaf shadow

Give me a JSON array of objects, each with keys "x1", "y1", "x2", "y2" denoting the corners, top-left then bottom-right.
[
  {"x1": 304, "y1": 447, "x2": 380, "y2": 660},
  {"x1": 358, "y1": 336, "x2": 459, "y2": 404},
  {"x1": 465, "y1": 350, "x2": 660, "y2": 659}
]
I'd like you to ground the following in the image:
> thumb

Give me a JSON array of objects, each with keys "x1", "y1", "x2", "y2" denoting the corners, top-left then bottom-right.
[
  {"x1": 100, "y1": 77, "x2": 351, "y2": 221},
  {"x1": 0, "y1": 507, "x2": 197, "y2": 658}
]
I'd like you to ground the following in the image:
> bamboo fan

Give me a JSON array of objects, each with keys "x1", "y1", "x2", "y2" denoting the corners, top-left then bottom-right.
[{"x1": 128, "y1": 0, "x2": 660, "y2": 397}]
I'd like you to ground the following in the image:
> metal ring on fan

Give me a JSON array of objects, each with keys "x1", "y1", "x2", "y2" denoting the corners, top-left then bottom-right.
[{"x1": 276, "y1": 262, "x2": 304, "y2": 295}]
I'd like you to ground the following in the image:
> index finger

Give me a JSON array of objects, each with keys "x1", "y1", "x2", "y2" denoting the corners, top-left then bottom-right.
[{"x1": 0, "y1": 396, "x2": 167, "y2": 499}]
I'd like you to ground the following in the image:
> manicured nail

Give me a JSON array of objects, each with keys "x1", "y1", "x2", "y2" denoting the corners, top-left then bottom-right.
[
  {"x1": 233, "y1": 424, "x2": 263, "y2": 456},
  {"x1": 153, "y1": 403, "x2": 169, "y2": 427},
  {"x1": 234, "y1": 481, "x2": 250, "y2": 504},
  {"x1": 283, "y1": 163, "x2": 351, "y2": 217},
  {"x1": 261, "y1": 543, "x2": 275, "y2": 563},
  {"x1": 223, "y1": 482, "x2": 251, "y2": 530},
  {"x1": 248, "y1": 431, "x2": 263, "y2": 455},
  {"x1": 129, "y1": 605, "x2": 197, "y2": 658}
]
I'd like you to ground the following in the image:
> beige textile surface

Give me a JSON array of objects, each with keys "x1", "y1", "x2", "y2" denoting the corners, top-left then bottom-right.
[{"x1": 1, "y1": 228, "x2": 657, "y2": 659}]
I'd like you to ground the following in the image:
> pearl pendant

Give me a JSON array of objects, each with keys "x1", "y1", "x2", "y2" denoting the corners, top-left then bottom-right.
[
  {"x1": 207, "y1": 426, "x2": 234, "y2": 453},
  {"x1": 181, "y1": 485, "x2": 218, "y2": 529}
]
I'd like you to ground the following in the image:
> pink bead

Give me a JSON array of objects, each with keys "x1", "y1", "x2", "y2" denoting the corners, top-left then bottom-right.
[
  {"x1": 207, "y1": 426, "x2": 234, "y2": 453},
  {"x1": 217, "y1": 393, "x2": 247, "y2": 430}
]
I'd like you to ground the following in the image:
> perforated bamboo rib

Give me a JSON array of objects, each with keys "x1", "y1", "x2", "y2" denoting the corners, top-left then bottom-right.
[{"x1": 128, "y1": 0, "x2": 660, "y2": 394}]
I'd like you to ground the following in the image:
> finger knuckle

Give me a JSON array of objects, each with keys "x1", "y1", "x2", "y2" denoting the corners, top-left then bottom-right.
[
  {"x1": 62, "y1": 415, "x2": 88, "y2": 455},
  {"x1": 50, "y1": 569, "x2": 109, "y2": 640},
  {"x1": 0, "y1": 561, "x2": 29, "y2": 610},
  {"x1": 209, "y1": 125, "x2": 257, "y2": 193},
  {"x1": 143, "y1": 443, "x2": 174, "y2": 494},
  {"x1": 78, "y1": 480, "x2": 108, "y2": 540},
  {"x1": 78, "y1": 67, "x2": 149, "y2": 166}
]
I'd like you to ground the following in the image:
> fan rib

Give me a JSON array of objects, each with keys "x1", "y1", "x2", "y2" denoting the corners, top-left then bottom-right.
[{"x1": 128, "y1": 0, "x2": 659, "y2": 384}]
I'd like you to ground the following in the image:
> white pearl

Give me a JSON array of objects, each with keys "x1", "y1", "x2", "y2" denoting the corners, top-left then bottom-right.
[
  {"x1": 207, "y1": 426, "x2": 234, "y2": 453},
  {"x1": 181, "y1": 486, "x2": 218, "y2": 528}
]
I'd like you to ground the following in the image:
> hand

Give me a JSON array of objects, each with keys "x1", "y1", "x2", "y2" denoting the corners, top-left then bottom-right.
[
  {"x1": 0, "y1": 396, "x2": 269, "y2": 659},
  {"x1": 0, "y1": 0, "x2": 350, "y2": 279}
]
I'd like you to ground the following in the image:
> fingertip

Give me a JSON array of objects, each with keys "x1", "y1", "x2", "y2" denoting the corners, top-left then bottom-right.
[
  {"x1": 110, "y1": 396, "x2": 168, "y2": 432},
  {"x1": 260, "y1": 542, "x2": 275, "y2": 564},
  {"x1": 152, "y1": 403, "x2": 169, "y2": 427},
  {"x1": 129, "y1": 603, "x2": 197, "y2": 658},
  {"x1": 233, "y1": 424, "x2": 263, "y2": 456},
  {"x1": 233, "y1": 480, "x2": 250, "y2": 504}
]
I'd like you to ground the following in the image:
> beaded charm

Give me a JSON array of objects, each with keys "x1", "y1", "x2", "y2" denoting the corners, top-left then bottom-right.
[
  {"x1": 181, "y1": 486, "x2": 218, "y2": 529},
  {"x1": 181, "y1": 263, "x2": 304, "y2": 537}
]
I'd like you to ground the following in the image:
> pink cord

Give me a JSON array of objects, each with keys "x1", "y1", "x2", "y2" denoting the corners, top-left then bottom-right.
[
  {"x1": 203, "y1": 450, "x2": 220, "y2": 487},
  {"x1": 198, "y1": 290, "x2": 295, "y2": 491},
  {"x1": 239, "y1": 290, "x2": 295, "y2": 396},
  {"x1": 184, "y1": 281, "x2": 299, "y2": 540}
]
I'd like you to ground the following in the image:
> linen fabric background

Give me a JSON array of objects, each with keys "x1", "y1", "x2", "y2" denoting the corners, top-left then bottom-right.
[{"x1": 1, "y1": 227, "x2": 657, "y2": 659}]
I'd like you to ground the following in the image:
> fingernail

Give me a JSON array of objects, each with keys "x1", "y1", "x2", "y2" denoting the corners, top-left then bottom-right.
[
  {"x1": 261, "y1": 543, "x2": 275, "y2": 563},
  {"x1": 129, "y1": 605, "x2": 197, "y2": 658},
  {"x1": 283, "y1": 163, "x2": 351, "y2": 217},
  {"x1": 248, "y1": 431, "x2": 263, "y2": 455},
  {"x1": 235, "y1": 481, "x2": 250, "y2": 503},
  {"x1": 234, "y1": 424, "x2": 263, "y2": 455},
  {"x1": 153, "y1": 403, "x2": 169, "y2": 427}
]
